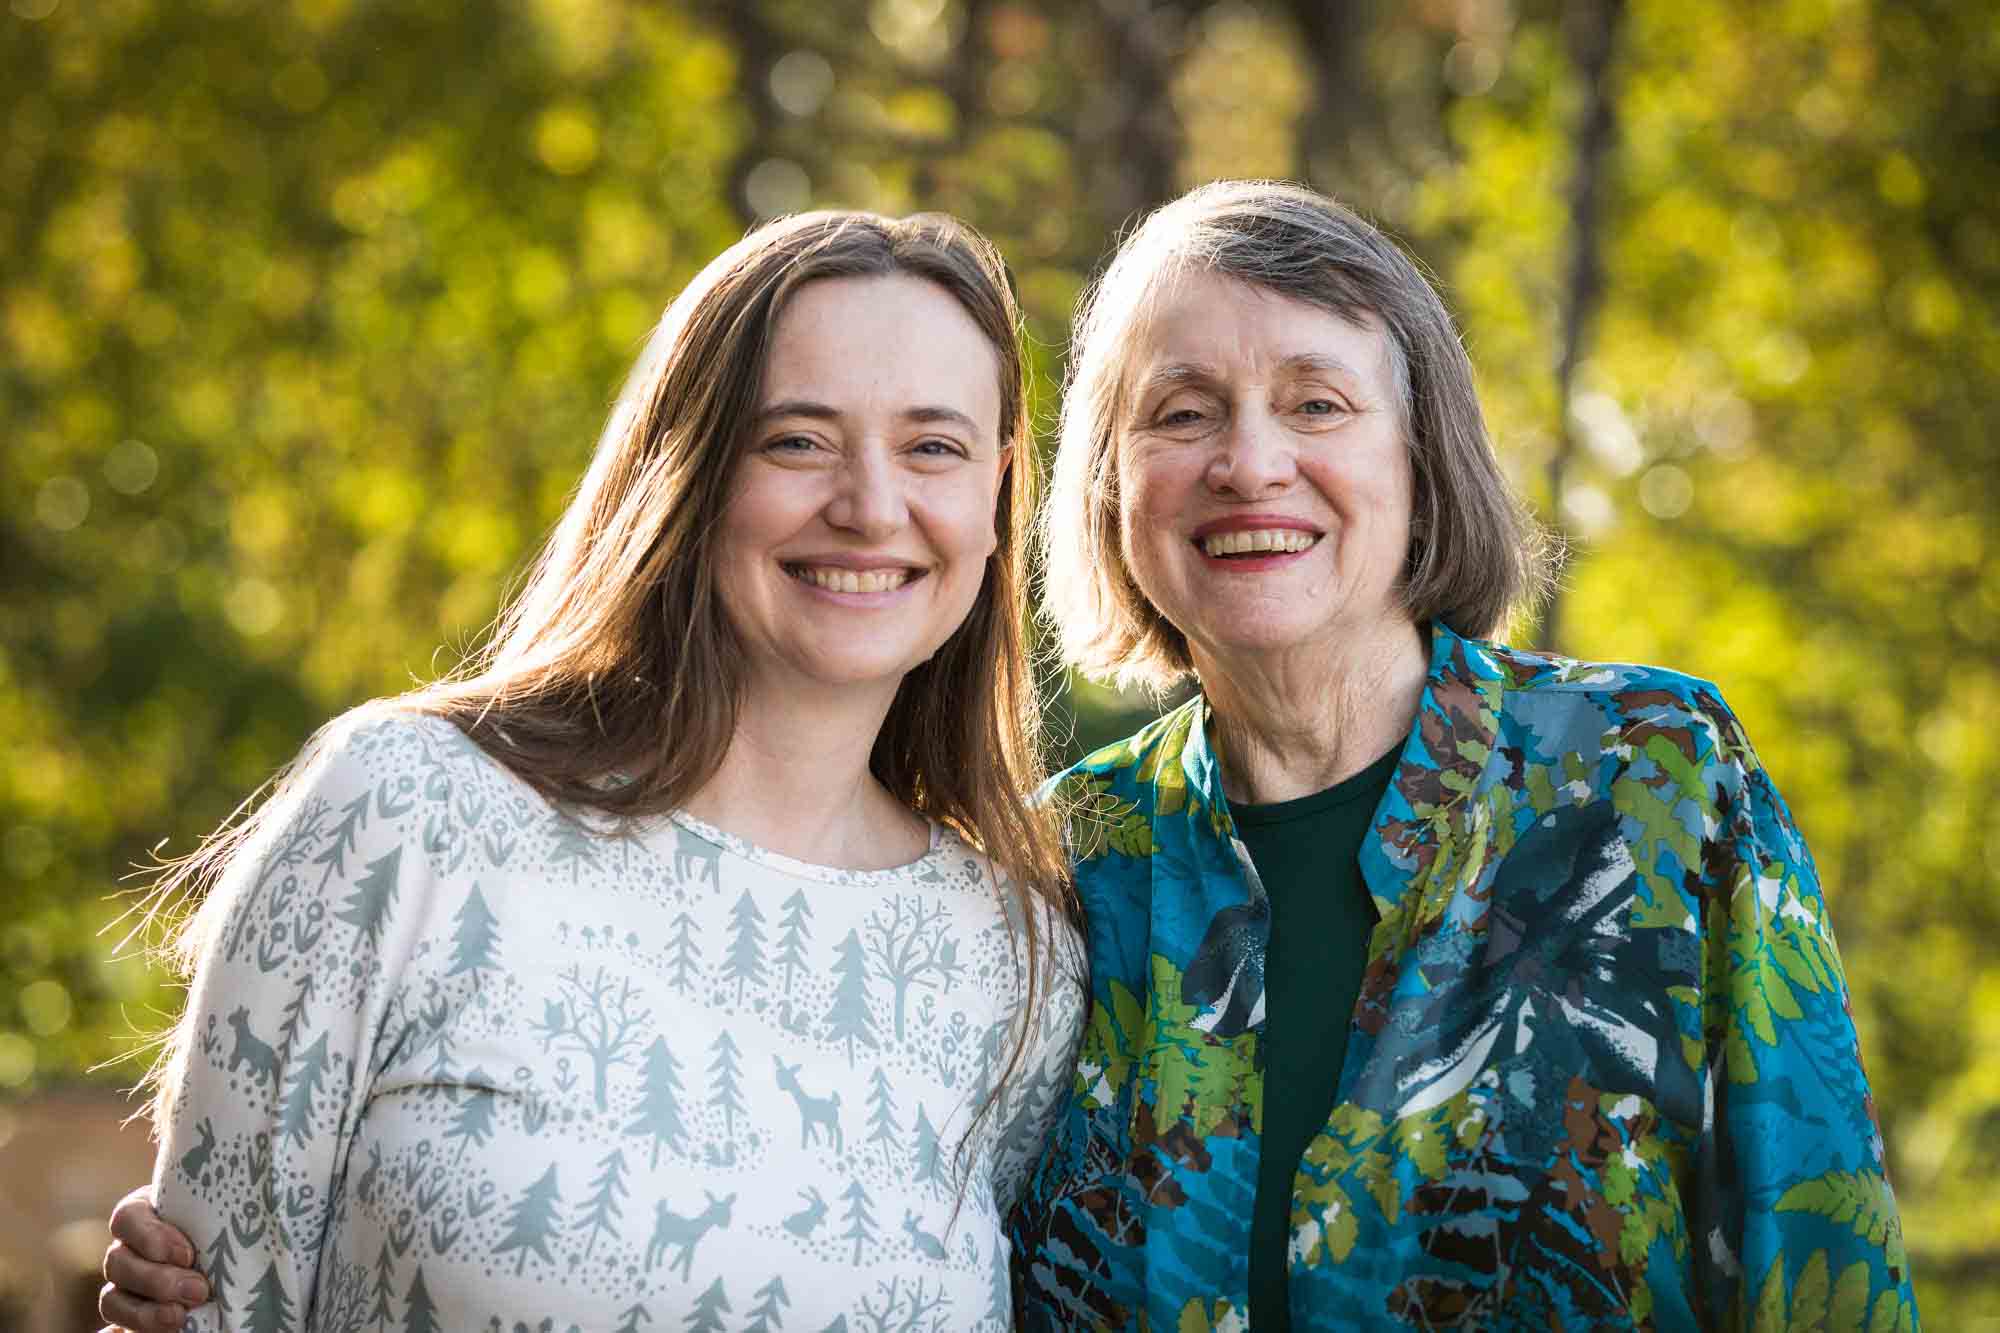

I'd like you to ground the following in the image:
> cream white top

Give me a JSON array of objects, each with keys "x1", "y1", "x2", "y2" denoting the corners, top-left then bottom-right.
[{"x1": 154, "y1": 712, "x2": 1084, "y2": 1331}]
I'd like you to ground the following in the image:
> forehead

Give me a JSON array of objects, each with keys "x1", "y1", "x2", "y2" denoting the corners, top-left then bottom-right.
[
  {"x1": 1126, "y1": 271, "x2": 1393, "y2": 393},
  {"x1": 762, "y1": 274, "x2": 1003, "y2": 428}
]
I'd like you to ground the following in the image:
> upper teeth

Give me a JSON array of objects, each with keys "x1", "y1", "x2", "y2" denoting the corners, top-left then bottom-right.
[
  {"x1": 794, "y1": 566, "x2": 912, "y2": 593},
  {"x1": 1201, "y1": 530, "x2": 1317, "y2": 557}
]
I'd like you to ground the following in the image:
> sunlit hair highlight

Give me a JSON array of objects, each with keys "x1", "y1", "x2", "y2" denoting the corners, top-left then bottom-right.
[
  {"x1": 1039, "y1": 179, "x2": 1549, "y2": 693},
  {"x1": 137, "y1": 211, "x2": 1078, "y2": 1142}
]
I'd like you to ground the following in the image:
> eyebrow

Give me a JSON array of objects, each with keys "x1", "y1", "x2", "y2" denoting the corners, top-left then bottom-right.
[
  {"x1": 1135, "y1": 353, "x2": 1367, "y2": 395},
  {"x1": 755, "y1": 399, "x2": 983, "y2": 433}
]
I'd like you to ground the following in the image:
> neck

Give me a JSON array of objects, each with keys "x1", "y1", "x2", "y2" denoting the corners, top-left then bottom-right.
[
  {"x1": 1197, "y1": 617, "x2": 1429, "y2": 806},
  {"x1": 682, "y1": 674, "x2": 929, "y2": 871}
]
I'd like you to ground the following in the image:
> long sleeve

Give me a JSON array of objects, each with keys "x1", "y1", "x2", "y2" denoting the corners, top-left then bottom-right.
[
  {"x1": 153, "y1": 717, "x2": 433, "y2": 1332},
  {"x1": 1696, "y1": 723, "x2": 1920, "y2": 1330}
]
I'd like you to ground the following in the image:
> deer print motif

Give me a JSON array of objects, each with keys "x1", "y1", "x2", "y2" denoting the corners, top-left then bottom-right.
[
  {"x1": 773, "y1": 1057, "x2": 842, "y2": 1151},
  {"x1": 644, "y1": 1191, "x2": 735, "y2": 1280},
  {"x1": 902, "y1": 1211, "x2": 948, "y2": 1261},
  {"x1": 226, "y1": 1006, "x2": 280, "y2": 1086},
  {"x1": 673, "y1": 826, "x2": 722, "y2": 886},
  {"x1": 782, "y1": 1187, "x2": 828, "y2": 1238}
]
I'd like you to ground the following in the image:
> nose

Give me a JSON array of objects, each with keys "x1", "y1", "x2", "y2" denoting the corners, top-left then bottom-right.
[
  {"x1": 825, "y1": 445, "x2": 907, "y2": 538},
  {"x1": 1206, "y1": 406, "x2": 1298, "y2": 497}
]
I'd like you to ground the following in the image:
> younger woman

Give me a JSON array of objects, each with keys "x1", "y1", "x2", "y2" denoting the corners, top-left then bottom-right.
[{"x1": 113, "y1": 210, "x2": 1083, "y2": 1331}]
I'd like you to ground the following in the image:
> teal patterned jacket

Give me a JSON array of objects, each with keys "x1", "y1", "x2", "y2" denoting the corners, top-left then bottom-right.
[{"x1": 1012, "y1": 622, "x2": 1917, "y2": 1331}]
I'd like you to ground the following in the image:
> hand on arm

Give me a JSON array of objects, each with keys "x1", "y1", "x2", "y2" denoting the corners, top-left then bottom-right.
[{"x1": 99, "y1": 1185, "x2": 206, "y2": 1331}]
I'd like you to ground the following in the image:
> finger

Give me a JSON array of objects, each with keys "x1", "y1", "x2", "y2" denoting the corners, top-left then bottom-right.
[
  {"x1": 102, "y1": 1240, "x2": 208, "y2": 1308},
  {"x1": 98, "y1": 1283, "x2": 185, "y2": 1331},
  {"x1": 108, "y1": 1189, "x2": 193, "y2": 1268}
]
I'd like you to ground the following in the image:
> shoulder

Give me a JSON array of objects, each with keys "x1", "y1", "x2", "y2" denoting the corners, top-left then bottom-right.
[{"x1": 1467, "y1": 635, "x2": 1749, "y2": 760}]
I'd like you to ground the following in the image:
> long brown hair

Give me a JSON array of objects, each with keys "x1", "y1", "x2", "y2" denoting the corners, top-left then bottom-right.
[{"x1": 140, "y1": 210, "x2": 1077, "y2": 1129}]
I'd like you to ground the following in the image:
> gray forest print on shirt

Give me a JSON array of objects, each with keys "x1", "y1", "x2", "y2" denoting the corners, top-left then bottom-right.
[{"x1": 154, "y1": 713, "x2": 1085, "y2": 1331}]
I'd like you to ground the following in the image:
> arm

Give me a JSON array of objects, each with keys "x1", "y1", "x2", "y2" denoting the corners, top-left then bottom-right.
[
  {"x1": 151, "y1": 717, "x2": 427, "y2": 1330},
  {"x1": 1695, "y1": 722, "x2": 1919, "y2": 1329}
]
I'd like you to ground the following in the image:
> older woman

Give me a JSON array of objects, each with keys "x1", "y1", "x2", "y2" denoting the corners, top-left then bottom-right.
[{"x1": 1010, "y1": 181, "x2": 1917, "y2": 1330}]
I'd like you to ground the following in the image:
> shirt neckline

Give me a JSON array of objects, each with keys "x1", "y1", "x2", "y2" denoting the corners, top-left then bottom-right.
[{"x1": 662, "y1": 808, "x2": 949, "y2": 886}]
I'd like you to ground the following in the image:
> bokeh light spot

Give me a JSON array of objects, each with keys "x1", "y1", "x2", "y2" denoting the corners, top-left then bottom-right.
[
  {"x1": 535, "y1": 102, "x2": 601, "y2": 175},
  {"x1": 770, "y1": 50, "x2": 833, "y2": 117},
  {"x1": 744, "y1": 159, "x2": 811, "y2": 218},
  {"x1": 104, "y1": 439, "x2": 158, "y2": 495},
  {"x1": 0, "y1": 1035, "x2": 32, "y2": 1089},
  {"x1": 35, "y1": 476, "x2": 90, "y2": 531},
  {"x1": 19, "y1": 980, "x2": 72, "y2": 1038},
  {"x1": 1639, "y1": 463, "x2": 1694, "y2": 520},
  {"x1": 225, "y1": 578, "x2": 285, "y2": 638}
]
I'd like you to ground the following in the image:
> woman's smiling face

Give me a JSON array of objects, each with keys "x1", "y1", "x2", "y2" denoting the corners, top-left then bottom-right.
[
  {"x1": 1117, "y1": 272, "x2": 1416, "y2": 669},
  {"x1": 716, "y1": 273, "x2": 1007, "y2": 699}
]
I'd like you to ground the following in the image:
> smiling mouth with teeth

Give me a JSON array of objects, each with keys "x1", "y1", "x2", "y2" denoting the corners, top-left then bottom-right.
[
  {"x1": 786, "y1": 565, "x2": 918, "y2": 594},
  {"x1": 1198, "y1": 529, "x2": 1321, "y2": 558}
]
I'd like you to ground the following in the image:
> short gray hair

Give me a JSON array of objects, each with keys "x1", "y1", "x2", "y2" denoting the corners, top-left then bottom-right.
[{"x1": 1039, "y1": 179, "x2": 1547, "y2": 692}]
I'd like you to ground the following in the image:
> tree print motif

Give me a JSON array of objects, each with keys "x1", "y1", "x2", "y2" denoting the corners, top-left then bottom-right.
[
  {"x1": 575, "y1": 1148, "x2": 631, "y2": 1258},
  {"x1": 682, "y1": 1277, "x2": 730, "y2": 1333},
  {"x1": 864, "y1": 1065, "x2": 900, "y2": 1172},
  {"x1": 447, "y1": 884, "x2": 501, "y2": 993},
  {"x1": 625, "y1": 1037, "x2": 689, "y2": 1168},
  {"x1": 743, "y1": 1276, "x2": 790, "y2": 1332},
  {"x1": 840, "y1": 1179, "x2": 879, "y2": 1267},
  {"x1": 493, "y1": 1164, "x2": 563, "y2": 1275},
  {"x1": 663, "y1": 912, "x2": 702, "y2": 996},
  {"x1": 444, "y1": 1072, "x2": 498, "y2": 1162},
  {"x1": 823, "y1": 928, "x2": 879, "y2": 1065},
  {"x1": 862, "y1": 894, "x2": 964, "y2": 1041},
  {"x1": 721, "y1": 889, "x2": 768, "y2": 1002},
  {"x1": 335, "y1": 845, "x2": 402, "y2": 949},
  {"x1": 531, "y1": 964, "x2": 651, "y2": 1111},
  {"x1": 546, "y1": 813, "x2": 601, "y2": 883},
  {"x1": 401, "y1": 1266, "x2": 440, "y2": 1333},
  {"x1": 242, "y1": 1261, "x2": 295, "y2": 1333},
  {"x1": 708, "y1": 1030, "x2": 747, "y2": 1139},
  {"x1": 773, "y1": 890, "x2": 813, "y2": 997}
]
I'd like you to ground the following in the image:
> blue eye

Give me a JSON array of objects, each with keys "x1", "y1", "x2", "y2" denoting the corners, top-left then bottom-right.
[
  {"x1": 913, "y1": 438, "x2": 967, "y2": 457},
  {"x1": 1299, "y1": 399, "x2": 1338, "y2": 415}
]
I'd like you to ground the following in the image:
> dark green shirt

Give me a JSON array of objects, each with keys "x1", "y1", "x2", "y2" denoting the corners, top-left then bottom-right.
[{"x1": 1240, "y1": 745, "x2": 1400, "y2": 1333}]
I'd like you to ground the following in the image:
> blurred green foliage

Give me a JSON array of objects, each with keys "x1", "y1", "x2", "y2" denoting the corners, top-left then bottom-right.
[{"x1": 3, "y1": 0, "x2": 1994, "y2": 1319}]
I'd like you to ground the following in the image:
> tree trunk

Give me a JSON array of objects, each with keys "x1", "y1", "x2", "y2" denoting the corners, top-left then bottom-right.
[{"x1": 1540, "y1": 0, "x2": 1627, "y2": 653}]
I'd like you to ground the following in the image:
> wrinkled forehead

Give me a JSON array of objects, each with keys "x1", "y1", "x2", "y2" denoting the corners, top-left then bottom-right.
[{"x1": 1114, "y1": 264, "x2": 1402, "y2": 405}]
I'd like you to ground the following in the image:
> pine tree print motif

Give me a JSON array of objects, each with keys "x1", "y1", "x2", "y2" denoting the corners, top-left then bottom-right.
[
  {"x1": 204, "y1": 1222, "x2": 239, "y2": 1319},
  {"x1": 335, "y1": 846, "x2": 402, "y2": 949},
  {"x1": 447, "y1": 885, "x2": 501, "y2": 994},
  {"x1": 546, "y1": 813, "x2": 600, "y2": 883},
  {"x1": 613, "y1": 1302, "x2": 652, "y2": 1333},
  {"x1": 839, "y1": 1180, "x2": 878, "y2": 1267},
  {"x1": 864, "y1": 1066, "x2": 900, "y2": 1172},
  {"x1": 773, "y1": 890, "x2": 813, "y2": 996},
  {"x1": 909, "y1": 1104, "x2": 945, "y2": 1198},
  {"x1": 402, "y1": 1266, "x2": 440, "y2": 1333},
  {"x1": 682, "y1": 1277, "x2": 730, "y2": 1333},
  {"x1": 823, "y1": 929, "x2": 878, "y2": 1065},
  {"x1": 743, "y1": 1276, "x2": 790, "y2": 1332},
  {"x1": 708, "y1": 1031, "x2": 746, "y2": 1139},
  {"x1": 445, "y1": 1072, "x2": 499, "y2": 1162},
  {"x1": 493, "y1": 1164, "x2": 563, "y2": 1275},
  {"x1": 243, "y1": 1261, "x2": 295, "y2": 1333},
  {"x1": 625, "y1": 1037, "x2": 689, "y2": 1168},
  {"x1": 574, "y1": 1148, "x2": 630, "y2": 1259},
  {"x1": 663, "y1": 912, "x2": 702, "y2": 996},
  {"x1": 367, "y1": 1243, "x2": 396, "y2": 1329},
  {"x1": 276, "y1": 1031, "x2": 330, "y2": 1149},
  {"x1": 721, "y1": 889, "x2": 768, "y2": 1002}
]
